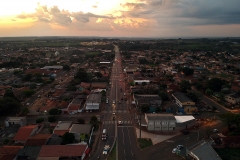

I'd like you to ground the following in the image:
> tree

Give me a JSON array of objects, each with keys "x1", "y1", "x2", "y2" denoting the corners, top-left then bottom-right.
[
  {"x1": 141, "y1": 105, "x2": 150, "y2": 113},
  {"x1": 206, "y1": 78, "x2": 223, "y2": 92},
  {"x1": 179, "y1": 80, "x2": 191, "y2": 93},
  {"x1": 23, "y1": 90, "x2": 35, "y2": 97},
  {"x1": 48, "y1": 116, "x2": 56, "y2": 123},
  {"x1": 4, "y1": 89, "x2": 18, "y2": 100},
  {"x1": 158, "y1": 92, "x2": 169, "y2": 101},
  {"x1": 90, "y1": 116, "x2": 98, "y2": 123},
  {"x1": 63, "y1": 65, "x2": 70, "y2": 70},
  {"x1": 75, "y1": 68, "x2": 90, "y2": 82},
  {"x1": 77, "y1": 118, "x2": 85, "y2": 124},
  {"x1": 205, "y1": 88, "x2": 213, "y2": 96},
  {"x1": 36, "y1": 118, "x2": 44, "y2": 123},
  {"x1": 62, "y1": 132, "x2": 75, "y2": 144},
  {"x1": 22, "y1": 74, "x2": 32, "y2": 81},
  {"x1": 94, "y1": 72, "x2": 102, "y2": 78},
  {"x1": 219, "y1": 113, "x2": 240, "y2": 131},
  {"x1": 186, "y1": 92, "x2": 199, "y2": 102},
  {"x1": 22, "y1": 107, "x2": 29, "y2": 115},
  {"x1": 0, "y1": 97, "x2": 21, "y2": 116},
  {"x1": 180, "y1": 67, "x2": 194, "y2": 76},
  {"x1": 49, "y1": 108, "x2": 61, "y2": 115},
  {"x1": 142, "y1": 82, "x2": 147, "y2": 86},
  {"x1": 205, "y1": 127, "x2": 212, "y2": 138}
]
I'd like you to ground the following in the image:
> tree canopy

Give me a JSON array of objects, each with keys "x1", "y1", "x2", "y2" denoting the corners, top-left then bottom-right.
[
  {"x1": 180, "y1": 67, "x2": 194, "y2": 76},
  {"x1": 179, "y1": 80, "x2": 191, "y2": 93},
  {"x1": 62, "y1": 132, "x2": 75, "y2": 144},
  {"x1": 0, "y1": 97, "x2": 21, "y2": 116},
  {"x1": 206, "y1": 78, "x2": 223, "y2": 92}
]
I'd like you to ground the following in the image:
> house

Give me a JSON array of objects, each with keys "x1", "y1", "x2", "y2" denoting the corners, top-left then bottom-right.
[
  {"x1": 134, "y1": 94, "x2": 162, "y2": 112},
  {"x1": 133, "y1": 80, "x2": 150, "y2": 85},
  {"x1": 225, "y1": 93, "x2": 240, "y2": 104},
  {"x1": 38, "y1": 145, "x2": 88, "y2": 160},
  {"x1": 16, "y1": 146, "x2": 42, "y2": 160},
  {"x1": 5, "y1": 117, "x2": 27, "y2": 127},
  {"x1": 172, "y1": 92, "x2": 197, "y2": 114},
  {"x1": 25, "y1": 134, "x2": 51, "y2": 146},
  {"x1": 91, "y1": 82, "x2": 107, "y2": 89},
  {"x1": 186, "y1": 141, "x2": 222, "y2": 160},
  {"x1": 0, "y1": 146, "x2": 23, "y2": 160},
  {"x1": 53, "y1": 121, "x2": 72, "y2": 136},
  {"x1": 69, "y1": 124, "x2": 92, "y2": 142},
  {"x1": 42, "y1": 66, "x2": 63, "y2": 69},
  {"x1": 39, "y1": 100, "x2": 58, "y2": 113},
  {"x1": 85, "y1": 93, "x2": 101, "y2": 111},
  {"x1": 13, "y1": 125, "x2": 39, "y2": 144},
  {"x1": 174, "y1": 116, "x2": 196, "y2": 130}
]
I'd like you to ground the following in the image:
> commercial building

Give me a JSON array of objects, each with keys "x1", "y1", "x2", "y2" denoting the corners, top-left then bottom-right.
[
  {"x1": 142, "y1": 114, "x2": 195, "y2": 131},
  {"x1": 85, "y1": 93, "x2": 101, "y2": 111},
  {"x1": 5, "y1": 117, "x2": 27, "y2": 127}
]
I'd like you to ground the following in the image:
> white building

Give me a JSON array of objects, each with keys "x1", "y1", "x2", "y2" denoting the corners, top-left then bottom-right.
[
  {"x1": 85, "y1": 93, "x2": 101, "y2": 110},
  {"x1": 225, "y1": 93, "x2": 240, "y2": 104},
  {"x1": 5, "y1": 117, "x2": 27, "y2": 127}
]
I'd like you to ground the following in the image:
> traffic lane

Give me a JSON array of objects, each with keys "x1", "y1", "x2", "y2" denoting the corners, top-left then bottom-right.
[
  {"x1": 144, "y1": 134, "x2": 197, "y2": 160},
  {"x1": 126, "y1": 127, "x2": 141, "y2": 160},
  {"x1": 117, "y1": 127, "x2": 126, "y2": 160},
  {"x1": 95, "y1": 123, "x2": 115, "y2": 159},
  {"x1": 202, "y1": 96, "x2": 228, "y2": 113},
  {"x1": 118, "y1": 127, "x2": 134, "y2": 160}
]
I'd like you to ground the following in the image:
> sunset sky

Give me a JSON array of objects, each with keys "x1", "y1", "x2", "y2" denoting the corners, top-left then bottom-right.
[{"x1": 0, "y1": 0, "x2": 240, "y2": 37}]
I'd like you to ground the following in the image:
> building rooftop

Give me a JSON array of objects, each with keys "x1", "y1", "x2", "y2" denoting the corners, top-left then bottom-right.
[
  {"x1": 188, "y1": 141, "x2": 222, "y2": 160},
  {"x1": 13, "y1": 125, "x2": 38, "y2": 141},
  {"x1": 174, "y1": 116, "x2": 195, "y2": 123},
  {"x1": 38, "y1": 145, "x2": 87, "y2": 157},
  {"x1": 86, "y1": 93, "x2": 101, "y2": 103},
  {"x1": 69, "y1": 124, "x2": 92, "y2": 134},
  {"x1": 172, "y1": 92, "x2": 193, "y2": 103},
  {"x1": 54, "y1": 121, "x2": 72, "y2": 131},
  {"x1": 146, "y1": 114, "x2": 175, "y2": 121}
]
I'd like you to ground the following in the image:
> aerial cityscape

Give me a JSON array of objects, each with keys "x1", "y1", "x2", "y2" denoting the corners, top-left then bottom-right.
[{"x1": 0, "y1": 1, "x2": 240, "y2": 160}]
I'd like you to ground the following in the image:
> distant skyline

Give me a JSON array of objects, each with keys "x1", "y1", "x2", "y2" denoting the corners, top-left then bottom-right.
[{"x1": 0, "y1": 0, "x2": 240, "y2": 37}]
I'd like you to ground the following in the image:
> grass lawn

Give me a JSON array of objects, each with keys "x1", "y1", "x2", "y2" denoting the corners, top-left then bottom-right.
[
  {"x1": 86, "y1": 51, "x2": 101, "y2": 56},
  {"x1": 214, "y1": 148, "x2": 240, "y2": 160},
  {"x1": 137, "y1": 138, "x2": 153, "y2": 149},
  {"x1": 107, "y1": 143, "x2": 116, "y2": 160}
]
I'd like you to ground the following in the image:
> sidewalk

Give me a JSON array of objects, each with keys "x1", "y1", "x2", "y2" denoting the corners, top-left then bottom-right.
[{"x1": 135, "y1": 127, "x2": 180, "y2": 145}]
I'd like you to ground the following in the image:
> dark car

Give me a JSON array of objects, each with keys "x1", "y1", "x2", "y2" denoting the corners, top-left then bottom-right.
[{"x1": 182, "y1": 130, "x2": 189, "y2": 135}]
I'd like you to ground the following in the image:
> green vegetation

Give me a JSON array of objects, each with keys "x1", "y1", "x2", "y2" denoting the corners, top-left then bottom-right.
[
  {"x1": 36, "y1": 118, "x2": 44, "y2": 123},
  {"x1": 86, "y1": 51, "x2": 101, "y2": 56},
  {"x1": 215, "y1": 148, "x2": 240, "y2": 160},
  {"x1": 137, "y1": 138, "x2": 153, "y2": 149},
  {"x1": 49, "y1": 108, "x2": 62, "y2": 115},
  {"x1": 108, "y1": 143, "x2": 116, "y2": 160},
  {"x1": 62, "y1": 132, "x2": 75, "y2": 144},
  {"x1": 48, "y1": 116, "x2": 56, "y2": 123}
]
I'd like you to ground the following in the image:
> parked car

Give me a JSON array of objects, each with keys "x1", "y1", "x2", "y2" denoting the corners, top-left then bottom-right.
[
  {"x1": 172, "y1": 148, "x2": 180, "y2": 154},
  {"x1": 177, "y1": 145, "x2": 183, "y2": 150},
  {"x1": 182, "y1": 130, "x2": 189, "y2": 135},
  {"x1": 213, "y1": 129, "x2": 218, "y2": 133},
  {"x1": 118, "y1": 121, "x2": 123, "y2": 125}
]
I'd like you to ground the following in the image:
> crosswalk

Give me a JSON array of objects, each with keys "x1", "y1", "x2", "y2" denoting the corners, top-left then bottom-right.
[
  {"x1": 103, "y1": 110, "x2": 128, "y2": 113},
  {"x1": 103, "y1": 120, "x2": 132, "y2": 124}
]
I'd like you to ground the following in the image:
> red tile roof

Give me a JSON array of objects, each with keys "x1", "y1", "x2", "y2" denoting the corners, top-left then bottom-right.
[
  {"x1": 39, "y1": 101, "x2": 58, "y2": 112},
  {"x1": 53, "y1": 130, "x2": 68, "y2": 136},
  {"x1": 25, "y1": 134, "x2": 51, "y2": 146},
  {"x1": 68, "y1": 104, "x2": 80, "y2": 111},
  {"x1": 38, "y1": 145, "x2": 87, "y2": 157},
  {"x1": 13, "y1": 125, "x2": 38, "y2": 141},
  {"x1": 0, "y1": 146, "x2": 23, "y2": 155}
]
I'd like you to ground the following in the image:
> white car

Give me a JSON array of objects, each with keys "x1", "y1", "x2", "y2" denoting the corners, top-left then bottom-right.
[
  {"x1": 118, "y1": 121, "x2": 123, "y2": 125},
  {"x1": 113, "y1": 100, "x2": 115, "y2": 104},
  {"x1": 172, "y1": 148, "x2": 180, "y2": 154},
  {"x1": 213, "y1": 129, "x2": 218, "y2": 133},
  {"x1": 103, "y1": 145, "x2": 110, "y2": 155}
]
